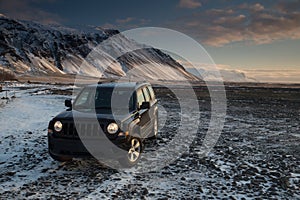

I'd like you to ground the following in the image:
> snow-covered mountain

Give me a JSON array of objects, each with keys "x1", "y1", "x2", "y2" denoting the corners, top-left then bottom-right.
[{"x1": 0, "y1": 15, "x2": 198, "y2": 81}]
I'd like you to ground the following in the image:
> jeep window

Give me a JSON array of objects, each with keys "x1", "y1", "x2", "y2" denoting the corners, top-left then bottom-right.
[
  {"x1": 142, "y1": 87, "x2": 151, "y2": 102},
  {"x1": 136, "y1": 89, "x2": 145, "y2": 109},
  {"x1": 74, "y1": 87, "x2": 135, "y2": 112},
  {"x1": 147, "y1": 86, "x2": 155, "y2": 100},
  {"x1": 73, "y1": 88, "x2": 96, "y2": 109}
]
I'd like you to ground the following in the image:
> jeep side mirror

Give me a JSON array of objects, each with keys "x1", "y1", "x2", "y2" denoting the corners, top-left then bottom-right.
[
  {"x1": 140, "y1": 101, "x2": 150, "y2": 110},
  {"x1": 65, "y1": 99, "x2": 72, "y2": 108}
]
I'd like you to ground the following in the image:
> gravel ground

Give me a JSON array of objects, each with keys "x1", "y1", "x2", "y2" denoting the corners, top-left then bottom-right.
[{"x1": 0, "y1": 84, "x2": 299, "y2": 199}]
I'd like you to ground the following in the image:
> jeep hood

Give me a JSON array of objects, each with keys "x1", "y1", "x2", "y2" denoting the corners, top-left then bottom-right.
[{"x1": 54, "y1": 110, "x2": 132, "y2": 122}]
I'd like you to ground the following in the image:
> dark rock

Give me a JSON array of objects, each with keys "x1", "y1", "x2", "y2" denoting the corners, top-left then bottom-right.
[
  {"x1": 6, "y1": 171, "x2": 16, "y2": 176},
  {"x1": 269, "y1": 171, "x2": 281, "y2": 178},
  {"x1": 25, "y1": 192, "x2": 36, "y2": 197},
  {"x1": 141, "y1": 188, "x2": 148, "y2": 196}
]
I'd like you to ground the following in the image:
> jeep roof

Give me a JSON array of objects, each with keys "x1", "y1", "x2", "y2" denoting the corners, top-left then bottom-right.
[{"x1": 87, "y1": 81, "x2": 150, "y2": 89}]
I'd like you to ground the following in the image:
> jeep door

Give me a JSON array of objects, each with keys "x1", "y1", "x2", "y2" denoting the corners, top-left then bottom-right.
[
  {"x1": 136, "y1": 88, "x2": 152, "y2": 138},
  {"x1": 143, "y1": 86, "x2": 158, "y2": 135}
]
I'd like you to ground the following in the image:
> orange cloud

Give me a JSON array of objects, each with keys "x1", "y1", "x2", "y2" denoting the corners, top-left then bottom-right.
[
  {"x1": 178, "y1": 0, "x2": 201, "y2": 9},
  {"x1": 168, "y1": 2, "x2": 300, "y2": 46}
]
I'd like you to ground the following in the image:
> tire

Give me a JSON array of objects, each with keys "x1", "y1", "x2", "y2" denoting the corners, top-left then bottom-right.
[
  {"x1": 119, "y1": 138, "x2": 143, "y2": 167},
  {"x1": 49, "y1": 151, "x2": 72, "y2": 162}
]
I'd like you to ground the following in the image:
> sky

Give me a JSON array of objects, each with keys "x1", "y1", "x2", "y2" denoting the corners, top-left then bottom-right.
[{"x1": 0, "y1": 0, "x2": 299, "y2": 83}]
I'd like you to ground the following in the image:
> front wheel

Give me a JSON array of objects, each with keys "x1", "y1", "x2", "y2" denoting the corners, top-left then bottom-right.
[{"x1": 119, "y1": 138, "x2": 143, "y2": 167}]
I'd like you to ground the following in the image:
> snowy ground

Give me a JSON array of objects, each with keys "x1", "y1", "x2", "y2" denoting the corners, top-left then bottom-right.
[{"x1": 0, "y1": 83, "x2": 299, "y2": 199}]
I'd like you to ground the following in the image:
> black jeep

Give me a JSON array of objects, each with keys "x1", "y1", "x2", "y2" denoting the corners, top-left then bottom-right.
[{"x1": 48, "y1": 81, "x2": 158, "y2": 166}]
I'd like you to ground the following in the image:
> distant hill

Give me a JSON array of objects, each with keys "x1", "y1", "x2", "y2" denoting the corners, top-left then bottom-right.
[{"x1": 0, "y1": 15, "x2": 199, "y2": 82}]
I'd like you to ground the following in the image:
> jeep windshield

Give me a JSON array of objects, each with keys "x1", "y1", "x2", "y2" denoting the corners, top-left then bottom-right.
[{"x1": 73, "y1": 87, "x2": 135, "y2": 113}]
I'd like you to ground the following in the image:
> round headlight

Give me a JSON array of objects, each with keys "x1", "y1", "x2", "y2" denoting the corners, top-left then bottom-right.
[
  {"x1": 54, "y1": 121, "x2": 63, "y2": 132},
  {"x1": 107, "y1": 123, "x2": 118, "y2": 134}
]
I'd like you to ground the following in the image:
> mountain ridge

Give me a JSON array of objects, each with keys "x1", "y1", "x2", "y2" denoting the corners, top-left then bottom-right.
[{"x1": 0, "y1": 16, "x2": 199, "y2": 82}]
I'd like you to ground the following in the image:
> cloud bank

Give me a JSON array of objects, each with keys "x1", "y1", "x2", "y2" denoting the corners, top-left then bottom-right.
[
  {"x1": 178, "y1": 61, "x2": 256, "y2": 82},
  {"x1": 178, "y1": 0, "x2": 202, "y2": 9},
  {"x1": 179, "y1": 60, "x2": 300, "y2": 83},
  {"x1": 169, "y1": 1, "x2": 300, "y2": 46},
  {"x1": 244, "y1": 69, "x2": 300, "y2": 84},
  {"x1": 0, "y1": 0, "x2": 62, "y2": 24}
]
